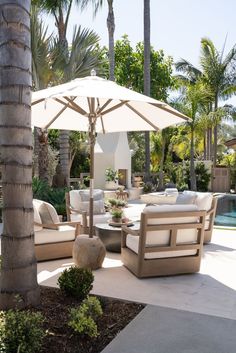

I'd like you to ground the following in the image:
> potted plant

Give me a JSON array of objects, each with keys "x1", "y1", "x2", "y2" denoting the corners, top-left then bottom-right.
[
  {"x1": 105, "y1": 167, "x2": 119, "y2": 190},
  {"x1": 110, "y1": 208, "x2": 123, "y2": 223}
]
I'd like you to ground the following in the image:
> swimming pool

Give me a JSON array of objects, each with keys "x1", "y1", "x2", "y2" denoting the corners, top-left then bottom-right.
[{"x1": 214, "y1": 194, "x2": 236, "y2": 227}]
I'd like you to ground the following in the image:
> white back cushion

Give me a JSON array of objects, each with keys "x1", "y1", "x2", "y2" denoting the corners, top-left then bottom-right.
[
  {"x1": 69, "y1": 189, "x2": 105, "y2": 214},
  {"x1": 33, "y1": 200, "x2": 43, "y2": 231},
  {"x1": 183, "y1": 191, "x2": 213, "y2": 211},
  {"x1": 143, "y1": 204, "x2": 199, "y2": 245},
  {"x1": 33, "y1": 199, "x2": 60, "y2": 225}
]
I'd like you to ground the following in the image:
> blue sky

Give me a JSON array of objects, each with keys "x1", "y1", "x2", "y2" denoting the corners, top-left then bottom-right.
[{"x1": 45, "y1": 0, "x2": 236, "y2": 104}]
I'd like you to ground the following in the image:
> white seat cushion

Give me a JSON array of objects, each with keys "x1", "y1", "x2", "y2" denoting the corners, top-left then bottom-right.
[
  {"x1": 126, "y1": 235, "x2": 197, "y2": 259},
  {"x1": 34, "y1": 225, "x2": 76, "y2": 245}
]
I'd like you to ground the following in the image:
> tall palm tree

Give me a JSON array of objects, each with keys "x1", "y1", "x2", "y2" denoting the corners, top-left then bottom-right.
[
  {"x1": 174, "y1": 82, "x2": 212, "y2": 190},
  {"x1": 33, "y1": 0, "x2": 84, "y2": 185},
  {"x1": 176, "y1": 37, "x2": 236, "y2": 166},
  {"x1": 81, "y1": 0, "x2": 115, "y2": 80},
  {"x1": 143, "y1": 0, "x2": 151, "y2": 181},
  {"x1": 0, "y1": 0, "x2": 40, "y2": 309},
  {"x1": 31, "y1": 5, "x2": 53, "y2": 182}
]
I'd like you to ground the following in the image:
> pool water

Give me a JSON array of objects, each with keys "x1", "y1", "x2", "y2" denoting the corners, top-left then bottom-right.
[{"x1": 214, "y1": 195, "x2": 236, "y2": 227}]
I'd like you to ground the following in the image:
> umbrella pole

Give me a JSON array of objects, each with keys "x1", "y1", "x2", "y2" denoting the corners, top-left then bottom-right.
[{"x1": 89, "y1": 115, "x2": 95, "y2": 238}]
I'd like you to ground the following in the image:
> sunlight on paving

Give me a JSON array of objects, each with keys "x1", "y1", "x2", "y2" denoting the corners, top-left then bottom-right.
[
  {"x1": 37, "y1": 260, "x2": 74, "y2": 284},
  {"x1": 37, "y1": 256, "x2": 122, "y2": 284},
  {"x1": 102, "y1": 256, "x2": 123, "y2": 268},
  {"x1": 201, "y1": 250, "x2": 236, "y2": 290}
]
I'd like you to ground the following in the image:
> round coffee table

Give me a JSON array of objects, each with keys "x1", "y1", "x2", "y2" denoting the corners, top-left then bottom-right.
[{"x1": 95, "y1": 222, "x2": 139, "y2": 253}]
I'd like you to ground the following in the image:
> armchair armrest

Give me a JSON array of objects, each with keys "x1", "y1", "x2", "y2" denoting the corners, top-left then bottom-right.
[
  {"x1": 122, "y1": 225, "x2": 140, "y2": 236},
  {"x1": 35, "y1": 221, "x2": 80, "y2": 236},
  {"x1": 121, "y1": 225, "x2": 140, "y2": 248}
]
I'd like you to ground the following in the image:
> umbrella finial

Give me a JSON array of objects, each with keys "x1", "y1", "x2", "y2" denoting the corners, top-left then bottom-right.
[{"x1": 90, "y1": 69, "x2": 96, "y2": 76}]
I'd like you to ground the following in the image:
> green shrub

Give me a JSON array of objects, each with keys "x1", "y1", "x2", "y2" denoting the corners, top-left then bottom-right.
[
  {"x1": 68, "y1": 296, "x2": 103, "y2": 338},
  {"x1": 58, "y1": 266, "x2": 94, "y2": 300},
  {"x1": 143, "y1": 181, "x2": 153, "y2": 193},
  {"x1": 107, "y1": 198, "x2": 118, "y2": 207},
  {"x1": 0, "y1": 309, "x2": 45, "y2": 353}
]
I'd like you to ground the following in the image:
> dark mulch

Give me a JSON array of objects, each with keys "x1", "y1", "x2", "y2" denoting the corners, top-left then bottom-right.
[{"x1": 38, "y1": 286, "x2": 145, "y2": 353}]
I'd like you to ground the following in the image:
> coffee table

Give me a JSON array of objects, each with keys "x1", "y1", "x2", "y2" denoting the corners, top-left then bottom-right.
[{"x1": 95, "y1": 222, "x2": 139, "y2": 253}]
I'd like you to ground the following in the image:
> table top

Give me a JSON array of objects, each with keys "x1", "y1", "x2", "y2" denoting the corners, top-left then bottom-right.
[{"x1": 95, "y1": 221, "x2": 140, "y2": 231}]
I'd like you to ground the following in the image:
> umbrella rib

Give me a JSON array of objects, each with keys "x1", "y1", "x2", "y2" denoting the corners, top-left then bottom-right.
[
  {"x1": 63, "y1": 97, "x2": 88, "y2": 115},
  {"x1": 125, "y1": 102, "x2": 160, "y2": 131},
  {"x1": 150, "y1": 103, "x2": 189, "y2": 120},
  {"x1": 100, "y1": 115, "x2": 105, "y2": 134},
  {"x1": 97, "y1": 99, "x2": 112, "y2": 114},
  {"x1": 101, "y1": 100, "x2": 128, "y2": 115},
  {"x1": 32, "y1": 98, "x2": 45, "y2": 106},
  {"x1": 44, "y1": 100, "x2": 72, "y2": 129}
]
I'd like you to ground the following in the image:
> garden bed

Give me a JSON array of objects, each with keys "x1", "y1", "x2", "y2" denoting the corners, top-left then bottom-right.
[{"x1": 39, "y1": 286, "x2": 144, "y2": 353}]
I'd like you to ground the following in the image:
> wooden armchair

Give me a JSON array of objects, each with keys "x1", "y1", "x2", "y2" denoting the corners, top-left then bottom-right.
[
  {"x1": 65, "y1": 190, "x2": 110, "y2": 234},
  {"x1": 204, "y1": 196, "x2": 218, "y2": 243},
  {"x1": 121, "y1": 204, "x2": 206, "y2": 278},
  {"x1": 33, "y1": 199, "x2": 80, "y2": 261}
]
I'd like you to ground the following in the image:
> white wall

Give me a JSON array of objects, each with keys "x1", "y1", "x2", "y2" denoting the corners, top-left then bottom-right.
[{"x1": 94, "y1": 132, "x2": 132, "y2": 189}]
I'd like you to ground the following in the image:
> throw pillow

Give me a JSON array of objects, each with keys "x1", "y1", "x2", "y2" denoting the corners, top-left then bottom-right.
[{"x1": 79, "y1": 200, "x2": 105, "y2": 215}]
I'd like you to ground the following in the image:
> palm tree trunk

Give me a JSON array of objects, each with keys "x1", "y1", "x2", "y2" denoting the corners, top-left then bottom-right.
[
  {"x1": 33, "y1": 127, "x2": 40, "y2": 177},
  {"x1": 190, "y1": 127, "x2": 197, "y2": 190},
  {"x1": 107, "y1": 0, "x2": 115, "y2": 81},
  {"x1": 144, "y1": 0, "x2": 151, "y2": 181},
  {"x1": 0, "y1": 0, "x2": 40, "y2": 309},
  {"x1": 157, "y1": 137, "x2": 165, "y2": 191},
  {"x1": 213, "y1": 98, "x2": 218, "y2": 167},
  {"x1": 59, "y1": 130, "x2": 70, "y2": 186},
  {"x1": 38, "y1": 129, "x2": 50, "y2": 183}
]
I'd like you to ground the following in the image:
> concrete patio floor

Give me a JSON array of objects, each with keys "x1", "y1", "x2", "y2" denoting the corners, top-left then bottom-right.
[
  {"x1": 37, "y1": 227, "x2": 236, "y2": 320},
  {"x1": 1, "y1": 225, "x2": 236, "y2": 352},
  {"x1": 36, "y1": 227, "x2": 236, "y2": 352}
]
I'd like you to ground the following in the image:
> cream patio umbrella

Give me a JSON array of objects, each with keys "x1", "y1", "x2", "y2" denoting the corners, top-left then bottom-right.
[{"x1": 32, "y1": 72, "x2": 189, "y2": 237}]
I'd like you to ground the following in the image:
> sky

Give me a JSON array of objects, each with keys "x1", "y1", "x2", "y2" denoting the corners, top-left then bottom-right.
[{"x1": 44, "y1": 0, "x2": 236, "y2": 104}]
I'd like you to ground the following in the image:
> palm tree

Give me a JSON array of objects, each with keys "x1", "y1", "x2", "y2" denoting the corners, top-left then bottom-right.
[
  {"x1": 176, "y1": 37, "x2": 236, "y2": 166},
  {"x1": 33, "y1": 0, "x2": 85, "y2": 185},
  {"x1": 81, "y1": 0, "x2": 115, "y2": 80},
  {"x1": 33, "y1": 1, "x2": 103, "y2": 185},
  {"x1": 174, "y1": 82, "x2": 212, "y2": 190},
  {"x1": 143, "y1": 0, "x2": 151, "y2": 181},
  {"x1": 31, "y1": 5, "x2": 53, "y2": 182},
  {"x1": 0, "y1": 0, "x2": 40, "y2": 309}
]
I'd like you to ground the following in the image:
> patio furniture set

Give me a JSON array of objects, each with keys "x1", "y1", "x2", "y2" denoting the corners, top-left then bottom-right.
[{"x1": 33, "y1": 189, "x2": 218, "y2": 277}]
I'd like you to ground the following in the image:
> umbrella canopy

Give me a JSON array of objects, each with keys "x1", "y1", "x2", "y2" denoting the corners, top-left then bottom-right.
[{"x1": 32, "y1": 74, "x2": 189, "y2": 236}]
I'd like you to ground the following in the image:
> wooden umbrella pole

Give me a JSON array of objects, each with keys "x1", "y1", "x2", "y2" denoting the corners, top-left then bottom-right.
[
  {"x1": 89, "y1": 120, "x2": 95, "y2": 238},
  {"x1": 89, "y1": 97, "x2": 96, "y2": 238}
]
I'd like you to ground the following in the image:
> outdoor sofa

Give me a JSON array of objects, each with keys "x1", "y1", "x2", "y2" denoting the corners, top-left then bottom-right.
[
  {"x1": 121, "y1": 204, "x2": 206, "y2": 278},
  {"x1": 33, "y1": 199, "x2": 80, "y2": 261}
]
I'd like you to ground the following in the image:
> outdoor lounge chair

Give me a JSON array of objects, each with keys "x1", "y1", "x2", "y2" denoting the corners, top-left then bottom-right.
[
  {"x1": 33, "y1": 199, "x2": 80, "y2": 261},
  {"x1": 121, "y1": 204, "x2": 206, "y2": 278},
  {"x1": 65, "y1": 189, "x2": 110, "y2": 233}
]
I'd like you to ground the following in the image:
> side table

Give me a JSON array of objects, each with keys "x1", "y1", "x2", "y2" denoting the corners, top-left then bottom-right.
[{"x1": 95, "y1": 222, "x2": 139, "y2": 253}]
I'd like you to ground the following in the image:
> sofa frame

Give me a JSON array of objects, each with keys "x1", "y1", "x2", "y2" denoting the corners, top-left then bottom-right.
[
  {"x1": 34, "y1": 220, "x2": 80, "y2": 261},
  {"x1": 121, "y1": 209, "x2": 206, "y2": 278}
]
